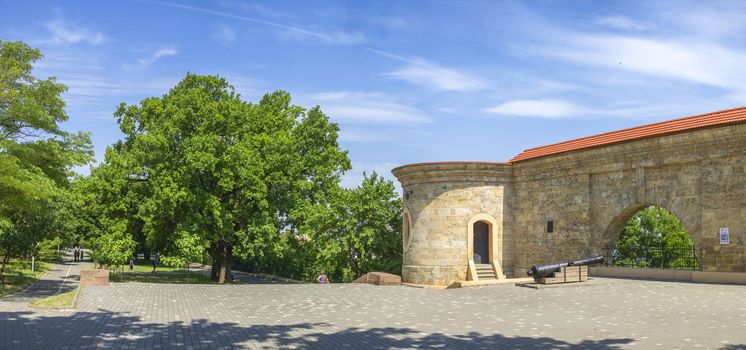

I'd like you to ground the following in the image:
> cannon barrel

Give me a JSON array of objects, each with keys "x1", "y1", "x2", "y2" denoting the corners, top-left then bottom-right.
[
  {"x1": 526, "y1": 256, "x2": 605, "y2": 278},
  {"x1": 569, "y1": 256, "x2": 604, "y2": 266},
  {"x1": 526, "y1": 261, "x2": 570, "y2": 278}
]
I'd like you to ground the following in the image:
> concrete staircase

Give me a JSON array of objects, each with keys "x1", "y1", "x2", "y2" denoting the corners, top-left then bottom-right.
[{"x1": 475, "y1": 264, "x2": 497, "y2": 280}]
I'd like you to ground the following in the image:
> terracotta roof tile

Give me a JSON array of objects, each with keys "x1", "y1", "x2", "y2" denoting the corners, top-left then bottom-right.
[{"x1": 509, "y1": 106, "x2": 746, "y2": 162}]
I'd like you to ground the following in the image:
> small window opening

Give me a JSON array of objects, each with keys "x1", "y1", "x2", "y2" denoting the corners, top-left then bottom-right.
[{"x1": 547, "y1": 220, "x2": 554, "y2": 233}]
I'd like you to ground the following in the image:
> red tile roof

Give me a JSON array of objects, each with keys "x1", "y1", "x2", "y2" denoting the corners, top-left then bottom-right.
[{"x1": 510, "y1": 106, "x2": 746, "y2": 162}]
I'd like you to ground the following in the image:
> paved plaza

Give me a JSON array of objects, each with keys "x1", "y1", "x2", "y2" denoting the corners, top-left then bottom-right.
[{"x1": 2, "y1": 261, "x2": 746, "y2": 349}]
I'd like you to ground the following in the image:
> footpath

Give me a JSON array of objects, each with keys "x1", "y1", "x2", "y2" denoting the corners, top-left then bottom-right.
[{"x1": 0, "y1": 251, "x2": 91, "y2": 305}]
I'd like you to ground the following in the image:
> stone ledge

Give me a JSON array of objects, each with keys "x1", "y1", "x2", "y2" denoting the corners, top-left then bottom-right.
[{"x1": 590, "y1": 266, "x2": 746, "y2": 285}]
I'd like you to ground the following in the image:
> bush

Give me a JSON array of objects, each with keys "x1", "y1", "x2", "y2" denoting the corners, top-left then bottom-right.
[{"x1": 90, "y1": 230, "x2": 136, "y2": 269}]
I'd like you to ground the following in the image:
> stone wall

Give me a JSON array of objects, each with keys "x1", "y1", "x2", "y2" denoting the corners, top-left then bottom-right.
[
  {"x1": 393, "y1": 163, "x2": 513, "y2": 285},
  {"x1": 511, "y1": 124, "x2": 746, "y2": 275},
  {"x1": 394, "y1": 123, "x2": 746, "y2": 285}
]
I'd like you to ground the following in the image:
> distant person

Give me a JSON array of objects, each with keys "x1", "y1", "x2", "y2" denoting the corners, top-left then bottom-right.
[
  {"x1": 152, "y1": 253, "x2": 159, "y2": 273},
  {"x1": 73, "y1": 248, "x2": 79, "y2": 262},
  {"x1": 129, "y1": 258, "x2": 134, "y2": 271},
  {"x1": 79, "y1": 249, "x2": 84, "y2": 261},
  {"x1": 318, "y1": 271, "x2": 330, "y2": 284}
]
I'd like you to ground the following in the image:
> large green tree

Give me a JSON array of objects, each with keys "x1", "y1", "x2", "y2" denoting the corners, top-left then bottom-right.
[
  {"x1": 294, "y1": 172, "x2": 402, "y2": 282},
  {"x1": 111, "y1": 74, "x2": 350, "y2": 283},
  {"x1": 0, "y1": 41, "x2": 93, "y2": 279}
]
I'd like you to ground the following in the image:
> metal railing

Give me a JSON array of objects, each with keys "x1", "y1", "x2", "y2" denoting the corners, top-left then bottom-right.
[{"x1": 602, "y1": 244, "x2": 699, "y2": 270}]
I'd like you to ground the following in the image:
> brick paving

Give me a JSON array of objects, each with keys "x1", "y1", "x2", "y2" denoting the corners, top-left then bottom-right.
[{"x1": 1, "y1": 274, "x2": 746, "y2": 349}]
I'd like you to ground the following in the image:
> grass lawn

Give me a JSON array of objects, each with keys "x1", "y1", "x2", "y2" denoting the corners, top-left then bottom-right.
[
  {"x1": 0, "y1": 260, "x2": 51, "y2": 297},
  {"x1": 109, "y1": 259, "x2": 212, "y2": 284},
  {"x1": 30, "y1": 287, "x2": 79, "y2": 309}
]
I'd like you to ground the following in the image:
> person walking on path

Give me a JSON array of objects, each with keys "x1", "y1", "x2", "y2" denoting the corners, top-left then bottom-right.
[
  {"x1": 151, "y1": 253, "x2": 159, "y2": 273},
  {"x1": 318, "y1": 271, "x2": 330, "y2": 284}
]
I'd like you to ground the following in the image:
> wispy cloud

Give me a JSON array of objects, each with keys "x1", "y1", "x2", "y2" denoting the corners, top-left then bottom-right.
[
  {"x1": 594, "y1": 15, "x2": 656, "y2": 32},
  {"x1": 43, "y1": 16, "x2": 105, "y2": 46},
  {"x1": 484, "y1": 99, "x2": 584, "y2": 118},
  {"x1": 310, "y1": 91, "x2": 431, "y2": 125},
  {"x1": 137, "y1": 47, "x2": 178, "y2": 66},
  {"x1": 368, "y1": 48, "x2": 486, "y2": 91},
  {"x1": 213, "y1": 26, "x2": 236, "y2": 45},
  {"x1": 218, "y1": 0, "x2": 295, "y2": 18},
  {"x1": 146, "y1": 1, "x2": 365, "y2": 45},
  {"x1": 542, "y1": 35, "x2": 746, "y2": 90},
  {"x1": 370, "y1": 16, "x2": 407, "y2": 30}
]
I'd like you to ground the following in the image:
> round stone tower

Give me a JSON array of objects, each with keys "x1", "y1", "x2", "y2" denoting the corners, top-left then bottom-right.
[{"x1": 392, "y1": 162, "x2": 513, "y2": 286}]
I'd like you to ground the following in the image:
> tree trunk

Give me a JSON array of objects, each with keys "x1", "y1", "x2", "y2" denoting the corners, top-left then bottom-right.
[
  {"x1": 209, "y1": 239, "x2": 232, "y2": 283},
  {"x1": 0, "y1": 253, "x2": 10, "y2": 283}
]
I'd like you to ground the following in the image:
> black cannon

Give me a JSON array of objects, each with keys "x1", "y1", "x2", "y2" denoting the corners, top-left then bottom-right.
[{"x1": 526, "y1": 256, "x2": 604, "y2": 279}]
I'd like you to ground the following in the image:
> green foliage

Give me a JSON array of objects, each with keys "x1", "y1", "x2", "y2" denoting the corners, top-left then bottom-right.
[
  {"x1": 0, "y1": 41, "x2": 92, "y2": 279},
  {"x1": 162, "y1": 231, "x2": 208, "y2": 268},
  {"x1": 105, "y1": 74, "x2": 352, "y2": 282},
  {"x1": 0, "y1": 260, "x2": 49, "y2": 296},
  {"x1": 89, "y1": 74, "x2": 404, "y2": 283},
  {"x1": 36, "y1": 237, "x2": 62, "y2": 261},
  {"x1": 257, "y1": 172, "x2": 403, "y2": 283},
  {"x1": 89, "y1": 230, "x2": 137, "y2": 269},
  {"x1": 614, "y1": 206, "x2": 697, "y2": 269}
]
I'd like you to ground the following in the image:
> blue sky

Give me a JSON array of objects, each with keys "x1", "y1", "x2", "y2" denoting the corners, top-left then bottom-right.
[{"x1": 2, "y1": 1, "x2": 746, "y2": 188}]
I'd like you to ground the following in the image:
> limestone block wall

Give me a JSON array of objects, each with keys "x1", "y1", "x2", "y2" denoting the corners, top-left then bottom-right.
[
  {"x1": 511, "y1": 123, "x2": 746, "y2": 275},
  {"x1": 392, "y1": 162, "x2": 513, "y2": 285}
]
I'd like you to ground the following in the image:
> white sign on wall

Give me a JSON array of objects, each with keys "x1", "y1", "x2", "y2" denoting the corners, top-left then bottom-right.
[{"x1": 720, "y1": 227, "x2": 730, "y2": 245}]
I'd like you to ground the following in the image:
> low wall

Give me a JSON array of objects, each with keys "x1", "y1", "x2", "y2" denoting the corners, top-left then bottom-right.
[
  {"x1": 80, "y1": 269, "x2": 109, "y2": 286},
  {"x1": 590, "y1": 266, "x2": 746, "y2": 285}
]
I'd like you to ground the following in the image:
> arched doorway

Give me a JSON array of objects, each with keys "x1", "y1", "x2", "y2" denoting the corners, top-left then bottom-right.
[
  {"x1": 604, "y1": 205, "x2": 699, "y2": 270},
  {"x1": 473, "y1": 221, "x2": 490, "y2": 264}
]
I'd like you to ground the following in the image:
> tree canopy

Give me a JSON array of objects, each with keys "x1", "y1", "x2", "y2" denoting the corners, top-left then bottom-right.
[
  {"x1": 0, "y1": 40, "x2": 93, "y2": 279},
  {"x1": 0, "y1": 41, "x2": 404, "y2": 285},
  {"x1": 82, "y1": 73, "x2": 401, "y2": 283}
]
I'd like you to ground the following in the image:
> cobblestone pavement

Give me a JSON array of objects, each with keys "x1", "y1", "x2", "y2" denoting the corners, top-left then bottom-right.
[{"x1": 2, "y1": 277, "x2": 746, "y2": 349}]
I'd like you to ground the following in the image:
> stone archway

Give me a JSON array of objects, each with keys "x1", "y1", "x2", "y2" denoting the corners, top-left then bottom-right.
[
  {"x1": 602, "y1": 204, "x2": 701, "y2": 269},
  {"x1": 466, "y1": 213, "x2": 505, "y2": 280}
]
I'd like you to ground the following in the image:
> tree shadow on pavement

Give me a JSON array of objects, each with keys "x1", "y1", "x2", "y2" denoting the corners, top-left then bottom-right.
[{"x1": 0, "y1": 309, "x2": 635, "y2": 350}]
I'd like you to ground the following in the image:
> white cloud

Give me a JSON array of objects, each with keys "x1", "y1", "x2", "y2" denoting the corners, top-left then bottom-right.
[
  {"x1": 595, "y1": 16, "x2": 656, "y2": 31},
  {"x1": 310, "y1": 91, "x2": 431, "y2": 125},
  {"x1": 368, "y1": 48, "x2": 486, "y2": 91},
  {"x1": 484, "y1": 99, "x2": 583, "y2": 118},
  {"x1": 213, "y1": 26, "x2": 236, "y2": 45},
  {"x1": 44, "y1": 17, "x2": 105, "y2": 45},
  {"x1": 543, "y1": 35, "x2": 746, "y2": 90},
  {"x1": 137, "y1": 47, "x2": 178, "y2": 66},
  {"x1": 149, "y1": 1, "x2": 365, "y2": 45},
  {"x1": 384, "y1": 61, "x2": 486, "y2": 91},
  {"x1": 327, "y1": 32, "x2": 366, "y2": 45}
]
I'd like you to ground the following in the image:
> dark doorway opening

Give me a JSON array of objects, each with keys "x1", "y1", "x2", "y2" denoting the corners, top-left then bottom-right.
[{"x1": 473, "y1": 221, "x2": 489, "y2": 264}]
